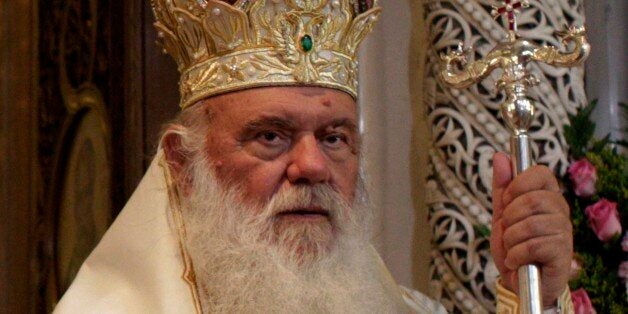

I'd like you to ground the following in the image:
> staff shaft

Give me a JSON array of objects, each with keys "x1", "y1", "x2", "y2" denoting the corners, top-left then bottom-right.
[{"x1": 511, "y1": 134, "x2": 543, "y2": 314}]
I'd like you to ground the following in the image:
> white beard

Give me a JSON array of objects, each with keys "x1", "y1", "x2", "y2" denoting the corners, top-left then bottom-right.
[{"x1": 177, "y1": 155, "x2": 404, "y2": 313}]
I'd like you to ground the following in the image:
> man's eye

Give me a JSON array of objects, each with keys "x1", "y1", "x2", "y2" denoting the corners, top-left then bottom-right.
[
  {"x1": 323, "y1": 134, "x2": 347, "y2": 147},
  {"x1": 257, "y1": 131, "x2": 284, "y2": 145}
]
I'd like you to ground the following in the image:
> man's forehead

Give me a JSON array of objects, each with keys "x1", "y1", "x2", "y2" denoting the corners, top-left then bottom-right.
[
  {"x1": 202, "y1": 86, "x2": 353, "y2": 101},
  {"x1": 198, "y1": 86, "x2": 357, "y2": 115},
  {"x1": 190, "y1": 86, "x2": 357, "y2": 133}
]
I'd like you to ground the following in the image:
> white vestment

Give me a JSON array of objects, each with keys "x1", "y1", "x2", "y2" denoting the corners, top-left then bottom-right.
[{"x1": 54, "y1": 152, "x2": 446, "y2": 313}]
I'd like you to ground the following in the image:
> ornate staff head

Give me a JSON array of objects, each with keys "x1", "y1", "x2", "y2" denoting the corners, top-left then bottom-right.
[{"x1": 439, "y1": 0, "x2": 590, "y2": 135}]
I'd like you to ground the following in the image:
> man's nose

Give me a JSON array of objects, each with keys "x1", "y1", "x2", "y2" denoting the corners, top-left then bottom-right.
[{"x1": 286, "y1": 136, "x2": 330, "y2": 185}]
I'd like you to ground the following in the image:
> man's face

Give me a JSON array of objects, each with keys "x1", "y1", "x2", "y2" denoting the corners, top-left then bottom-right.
[
  {"x1": 200, "y1": 86, "x2": 360, "y2": 222},
  {"x1": 171, "y1": 88, "x2": 403, "y2": 312}
]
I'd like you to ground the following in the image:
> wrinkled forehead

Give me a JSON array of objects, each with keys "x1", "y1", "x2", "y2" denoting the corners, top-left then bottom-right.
[
  {"x1": 195, "y1": 86, "x2": 356, "y2": 106},
  {"x1": 192, "y1": 86, "x2": 359, "y2": 123}
]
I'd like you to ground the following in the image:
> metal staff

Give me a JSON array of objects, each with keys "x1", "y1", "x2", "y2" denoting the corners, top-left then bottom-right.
[{"x1": 438, "y1": 0, "x2": 590, "y2": 312}]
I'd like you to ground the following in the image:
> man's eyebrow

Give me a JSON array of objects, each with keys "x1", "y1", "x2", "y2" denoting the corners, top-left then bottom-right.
[
  {"x1": 328, "y1": 118, "x2": 358, "y2": 132},
  {"x1": 242, "y1": 116, "x2": 297, "y2": 133}
]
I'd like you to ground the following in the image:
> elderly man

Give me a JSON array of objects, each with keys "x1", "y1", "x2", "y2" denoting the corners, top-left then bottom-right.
[{"x1": 56, "y1": 0, "x2": 573, "y2": 313}]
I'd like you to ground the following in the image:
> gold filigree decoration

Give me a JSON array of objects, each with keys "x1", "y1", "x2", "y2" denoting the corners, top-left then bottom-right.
[
  {"x1": 151, "y1": 0, "x2": 381, "y2": 109},
  {"x1": 439, "y1": 27, "x2": 589, "y2": 135}
]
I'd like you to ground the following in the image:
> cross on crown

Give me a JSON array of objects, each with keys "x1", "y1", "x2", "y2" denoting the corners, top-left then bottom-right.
[{"x1": 491, "y1": 0, "x2": 530, "y2": 32}]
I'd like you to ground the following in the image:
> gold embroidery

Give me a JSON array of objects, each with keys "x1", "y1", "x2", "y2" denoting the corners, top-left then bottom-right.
[{"x1": 160, "y1": 157, "x2": 203, "y2": 314}]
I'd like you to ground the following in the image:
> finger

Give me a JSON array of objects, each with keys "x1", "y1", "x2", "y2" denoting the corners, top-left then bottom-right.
[
  {"x1": 501, "y1": 190, "x2": 570, "y2": 228},
  {"x1": 492, "y1": 152, "x2": 513, "y2": 223},
  {"x1": 497, "y1": 269, "x2": 517, "y2": 295},
  {"x1": 490, "y1": 218, "x2": 508, "y2": 272},
  {"x1": 504, "y1": 233, "x2": 571, "y2": 270},
  {"x1": 502, "y1": 165, "x2": 560, "y2": 205},
  {"x1": 502, "y1": 213, "x2": 567, "y2": 250},
  {"x1": 508, "y1": 271, "x2": 519, "y2": 296}
]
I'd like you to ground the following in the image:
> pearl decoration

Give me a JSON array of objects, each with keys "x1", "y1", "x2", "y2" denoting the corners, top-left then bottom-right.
[
  {"x1": 455, "y1": 291, "x2": 464, "y2": 300},
  {"x1": 457, "y1": 95, "x2": 469, "y2": 105},
  {"x1": 479, "y1": 214, "x2": 491, "y2": 225},
  {"x1": 469, "y1": 205, "x2": 480, "y2": 215},
  {"x1": 491, "y1": 29, "x2": 502, "y2": 40},
  {"x1": 463, "y1": 300, "x2": 474, "y2": 310},
  {"x1": 337, "y1": 71, "x2": 347, "y2": 81},
  {"x1": 467, "y1": 104, "x2": 477, "y2": 114},
  {"x1": 461, "y1": 196, "x2": 471, "y2": 206},
  {"x1": 246, "y1": 66, "x2": 256, "y2": 77},
  {"x1": 496, "y1": 132, "x2": 508, "y2": 144}
]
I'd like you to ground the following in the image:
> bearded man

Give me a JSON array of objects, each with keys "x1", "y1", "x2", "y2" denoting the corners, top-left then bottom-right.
[{"x1": 55, "y1": 0, "x2": 574, "y2": 313}]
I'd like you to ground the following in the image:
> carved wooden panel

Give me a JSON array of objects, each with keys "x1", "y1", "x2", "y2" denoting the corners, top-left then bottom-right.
[
  {"x1": 0, "y1": 1, "x2": 38, "y2": 313},
  {"x1": 0, "y1": 0, "x2": 181, "y2": 312},
  {"x1": 37, "y1": 0, "x2": 120, "y2": 311}
]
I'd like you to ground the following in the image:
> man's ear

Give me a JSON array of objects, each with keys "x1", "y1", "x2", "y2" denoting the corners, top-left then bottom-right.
[{"x1": 162, "y1": 130, "x2": 188, "y2": 188}]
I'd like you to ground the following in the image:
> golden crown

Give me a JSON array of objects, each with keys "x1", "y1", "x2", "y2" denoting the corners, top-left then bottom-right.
[{"x1": 151, "y1": 0, "x2": 381, "y2": 109}]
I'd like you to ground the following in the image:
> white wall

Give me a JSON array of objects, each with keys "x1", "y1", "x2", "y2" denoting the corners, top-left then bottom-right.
[
  {"x1": 584, "y1": 0, "x2": 627, "y2": 141},
  {"x1": 359, "y1": 0, "x2": 431, "y2": 292}
]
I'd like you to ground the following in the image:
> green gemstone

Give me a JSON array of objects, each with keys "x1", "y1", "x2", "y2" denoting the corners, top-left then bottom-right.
[{"x1": 300, "y1": 35, "x2": 313, "y2": 52}]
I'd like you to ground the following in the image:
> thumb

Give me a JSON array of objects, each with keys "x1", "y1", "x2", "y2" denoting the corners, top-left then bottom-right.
[{"x1": 492, "y1": 152, "x2": 512, "y2": 222}]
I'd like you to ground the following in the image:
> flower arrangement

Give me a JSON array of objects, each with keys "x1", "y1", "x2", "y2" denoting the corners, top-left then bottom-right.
[{"x1": 563, "y1": 101, "x2": 627, "y2": 313}]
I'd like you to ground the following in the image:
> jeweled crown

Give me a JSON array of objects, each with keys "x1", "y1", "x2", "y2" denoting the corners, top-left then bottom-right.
[{"x1": 151, "y1": 0, "x2": 381, "y2": 109}]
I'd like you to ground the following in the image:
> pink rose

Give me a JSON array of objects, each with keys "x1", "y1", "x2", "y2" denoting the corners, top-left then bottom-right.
[
  {"x1": 571, "y1": 288, "x2": 596, "y2": 314},
  {"x1": 585, "y1": 199, "x2": 622, "y2": 242},
  {"x1": 620, "y1": 261, "x2": 628, "y2": 282},
  {"x1": 568, "y1": 159, "x2": 598, "y2": 197}
]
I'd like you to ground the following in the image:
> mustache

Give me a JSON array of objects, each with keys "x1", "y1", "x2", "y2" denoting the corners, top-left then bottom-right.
[{"x1": 262, "y1": 184, "x2": 350, "y2": 220}]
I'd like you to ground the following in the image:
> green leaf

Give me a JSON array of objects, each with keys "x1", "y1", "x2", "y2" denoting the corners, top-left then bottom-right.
[
  {"x1": 473, "y1": 224, "x2": 491, "y2": 238},
  {"x1": 587, "y1": 148, "x2": 627, "y2": 201},
  {"x1": 564, "y1": 100, "x2": 598, "y2": 159},
  {"x1": 616, "y1": 139, "x2": 628, "y2": 148},
  {"x1": 591, "y1": 134, "x2": 611, "y2": 153}
]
